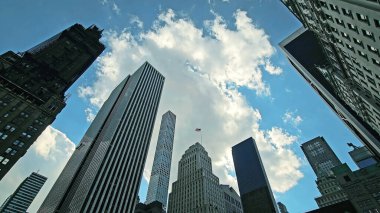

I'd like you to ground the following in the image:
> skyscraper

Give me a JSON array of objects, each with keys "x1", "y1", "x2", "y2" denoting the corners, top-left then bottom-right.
[
  {"x1": 0, "y1": 24, "x2": 104, "y2": 179},
  {"x1": 301, "y1": 137, "x2": 348, "y2": 208},
  {"x1": 277, "y1": 202, "x2": 289, "y2": 213},
  {"x1": 38, "y1": 62, "x2": 165, "y2": 213},
  {"x1": 0, "y1": 172, "x2": 47, "y2": 213},
  {"x1": 232, "y1": 137, "x2": 277, "y2": 213},
  {"x1": 280, "y1": 0, "x2": 380, "y2": 157},
  {"x1": 348, "y1": 144, "x2": 378, "y2": 169},
  {"x1": 145, "y1": 111, "x2": 176, "y2": 208},
  {"x1": 168, "y1": 143, "x2": 225, "y2": 213},
  {"x1": 220, "y1": 184, "x2": 243, "y2": 213}
]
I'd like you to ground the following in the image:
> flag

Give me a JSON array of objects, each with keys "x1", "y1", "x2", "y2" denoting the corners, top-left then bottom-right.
[{"x1": 195, "y1": 128, "x2": 201, "y2": 132}]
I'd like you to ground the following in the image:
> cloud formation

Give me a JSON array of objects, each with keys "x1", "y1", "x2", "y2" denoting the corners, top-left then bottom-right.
[
  {"x1": 283, "y1": 111, "x2": 303, "y2": 127},
  {"x1": 0, "y1": 126, "x2": 75, "y2": 212},
  {"x1": 78, "y1": 9, "x2": 302, "y2": 195}
]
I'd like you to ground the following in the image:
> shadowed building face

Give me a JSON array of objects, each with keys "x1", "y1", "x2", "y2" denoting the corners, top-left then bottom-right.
[{"x1": 232, "y1": 137, "x2": 278, "y2": 213}]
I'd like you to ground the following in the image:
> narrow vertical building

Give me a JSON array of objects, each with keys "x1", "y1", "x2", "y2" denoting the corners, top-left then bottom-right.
[
  {"x1": 38, "y1": 62, "x2": 165, "y2": 213},
  {"x1": 168, "y1": 143, "x2": 225, "y2": 213},
  {"x1": 145, "y1": 111, "x2": 176, "y2": 208},
  {"x1": 232, "y1": 137, "x2": 277, "y2": 213},
  {"x1": 0, "y1": 24, "x2": 104, "y2": 179},
  {"x1": 220, "y1": 184, "x2": 243, "y2": 213},
  {"x1": 0, "y1": 172, "x2": 47, "y2": 213},
  {"x1": 301, "y1": 137, "x2": 348, "y2": 208},
  {"x1": 277, "y1": 202, "x2": 289, "y2": 213},
  {"x1": 280, "y1": 0, "x2": 380, "y2": 157}
]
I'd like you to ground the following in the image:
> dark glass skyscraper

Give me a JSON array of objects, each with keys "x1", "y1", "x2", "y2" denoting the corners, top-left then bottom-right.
[
  {"x1": 38, "y1": 62, "x2": 165, "y2": 213},
  {"x1": 0, "y1": 24, "x2": 104, "y2": 179},
  {"x1": 0, "y1": 172, "x2": 47, "y2": 213},
  {"x1": 280, "y1": 0, "x2": 380, "y2": 157},
  {"x1": 232, "y1": 137, "x2": 277, "y2": 213}
]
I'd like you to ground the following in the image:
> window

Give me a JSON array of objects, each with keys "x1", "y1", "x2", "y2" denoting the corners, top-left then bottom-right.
[
  {"x1": 342, "y1": 8, "x2": 352, "y2": 17},
  {"x1": 375, "y1": 19, "x2": 380, "y2": 28},
  {"x1": 10, "y1": 150, "x2": 16, "y2": 156},
  {"x1": 1, "y1": 134, "x2": 7, "y2": 140},
  {"x1": 353, "y1": 38, "x2": 363, "y2": 46},
  {"x1": 346, "y1": 44, "x2": 355, "y2": 52},
  {"x1": 357, "y1": 13, "x2": 368, "y2": 23},
  {"x1": 362, "y1": 29, "x2": 374, "y2": 39},
  {"x1": 2, "y1": 158, "x2": 9, "y2": 165},
  {"x1": 358, "y1": 51, "x2": 368, "y2": 59},
  {"x1": 347, "y1": 23, "x2": 357, "y2": 32},
  {"x1": 5, "y1": 148, "x2": 12, "y2": 154},
  {"x1": 373, "y1": 58, "x2": 380, "y2": 66},
  {"x1": 368, "y1": 45, "x2": 379, "y2": 54},
  {"x1": 329, "y1": 4, "x2": 339, "y2": 12},
  {"x1": 335, "y1": 18, "x2": 345, "y2": 26},
  {"x1": 18, "y1": 142, "x2": 24, "y2": 147},
  {"x1": 341, "y1": 32, "x2": 350, "y2": 40},
  {"x1": 13, "y1": 140, "x2": 20, "y2": 145}
]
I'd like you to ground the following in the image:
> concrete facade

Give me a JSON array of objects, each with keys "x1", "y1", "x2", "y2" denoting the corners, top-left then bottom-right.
[
  {"x1": 280, "y1": 0, "x2": 380, "y2": 157},
  {"x1": 220, "y1": 185, "x2": 243, "y2": 213},
  {"x1": 168, "y1": 143, "x2": 225, "y2": 213},
  {"x1": 0, "y1": 24, "x2": 104, "y2": 179}
]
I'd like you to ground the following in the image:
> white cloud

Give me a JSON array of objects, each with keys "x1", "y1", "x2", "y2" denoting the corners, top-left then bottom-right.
[
  {"x1": 130, "y1": 15, "x2": 144, "y2": 29},
  {"x1": 112, "y1": 3, "x2": 121, "y2": 15},
  {"x1": 78, "y1": 9, "x2": 302, "y2": 196},
  {"x1": 283, "y1": 111, "x2": 303, "y2": 127},
  {"x1": 0, "y1": 126, "x2": 75, "y2": 213},
  {"x1": 84, "y1": 108, "x2": 96, "y2": 123}
]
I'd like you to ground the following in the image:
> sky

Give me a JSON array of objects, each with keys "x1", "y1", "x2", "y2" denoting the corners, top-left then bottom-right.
[{"x1": 0, "y1": 0, "x2": 364, "y2": 212}]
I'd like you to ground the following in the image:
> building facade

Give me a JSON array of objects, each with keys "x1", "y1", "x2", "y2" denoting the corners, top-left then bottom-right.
[
  {"x1": 0, "y1": 24, "x2": 104, "y2": 179},
  {"x1": 301, "y1": 136, "x2": 348, "y2": 207},
  {"x1": 0, "y1": 172, "x2": 47, "y2": 213},
  {"x1": 348, "y1": 144, "x2": 378, "y2": 169},
  {"x1": 220, "y1": 185, "x2": 243, "y2": 213},
  {"x1": 232, "y1": 137, "x2": 278, "y2": 213},
  {"x1": 280, "y1": 0, "x2": 380, "y2": 157},
  {"x1": 145, "y1": 111, "x2": 176, "y2": 208},
  {"x1": 38, "y1": 62, "x2": 165, "y2": 213},
  {"x1": 332, "y1": 144, "x2": 380, "y2": 213},
  {"x1": 168, "y1": 143, "x2": 225, "y2": 213},
  {"x1": 135, "y1": 201, "x2": 164, "y2": 213},
  {"x1": 277, "y1": 202, "x2": 289, "y2": 213}
]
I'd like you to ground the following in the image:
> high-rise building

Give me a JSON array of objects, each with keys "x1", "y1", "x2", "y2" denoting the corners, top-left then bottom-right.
[
  {"x1": 38, "y1": 62, "x2": 165, "y2": 213},
  {"x1": 332, "y1": 162, "x2": 380, "y2": 212},
  {"x1": 0, "y1": 24, "x2": 104, "y2": 179},
  {"x1": 135, "y1": 201, "x2": 164, "y2": 213},
  {"x1": 301, "y1": 137, "x2": 342, "y2": 178},
  {"x1": 0, "y1": 172, "x2": 47, "y2": 213},
  {"x1": 168, "y1": 143, "x2": 225, "y2": 213},
  {"x1": 145, "y1": 111, "x2": 176, "y2": 208},
  {"x1": 277, "y1": 202, "x2": 289, "y2": 213},
  {"x1": 301, "y1": 137, "x2": 348, "y2": 208},
  {"x1": 280, "y1": 0, "x2": 380, "y2": 157},
  {"x1": 348, "y1": 143, "x2": 378, "y2": 169},
  {"x1": 232, "y1": 137, "x2": 278, "y2": 213},
  {"x1": 220, "y1": 184, "x2": 243, "y2": 213}
]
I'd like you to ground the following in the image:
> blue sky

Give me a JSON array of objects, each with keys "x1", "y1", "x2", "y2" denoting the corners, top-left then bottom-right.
[{"x1": 0, "y1": 0, "x2": 363, "y2": 212}]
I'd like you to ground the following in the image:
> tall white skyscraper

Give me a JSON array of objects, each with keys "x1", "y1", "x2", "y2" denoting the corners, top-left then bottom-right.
[
  {"x1": 168, "y1": 143, "x2": 225, "y2": 213},
  {"x1": 145, "y1": 111, "x2": 176, "y2": 208},
  {"x1": 38, "y1": 62, "x2": 165, "y2": 213}
]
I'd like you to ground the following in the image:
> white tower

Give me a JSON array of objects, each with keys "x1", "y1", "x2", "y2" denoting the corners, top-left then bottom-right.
[{"x1": 145, "y1": 111, "x2": 176, "y2": 208}]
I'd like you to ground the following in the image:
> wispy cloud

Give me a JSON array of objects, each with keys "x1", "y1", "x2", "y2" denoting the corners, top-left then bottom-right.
[
  {"x1": 283, "y1": 110, "x2": 303, "y2": 127},
  {"x1": 112, "y1": 3, "x2": 121, "y2": 15},
  {"x1": 129, "y1": 15, "x2": 143, "y2": 29}
]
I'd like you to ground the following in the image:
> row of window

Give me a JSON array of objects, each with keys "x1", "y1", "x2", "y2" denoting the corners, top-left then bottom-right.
[{"x1": 322, "y1": 1, "x2": 380, "y2": 29}]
